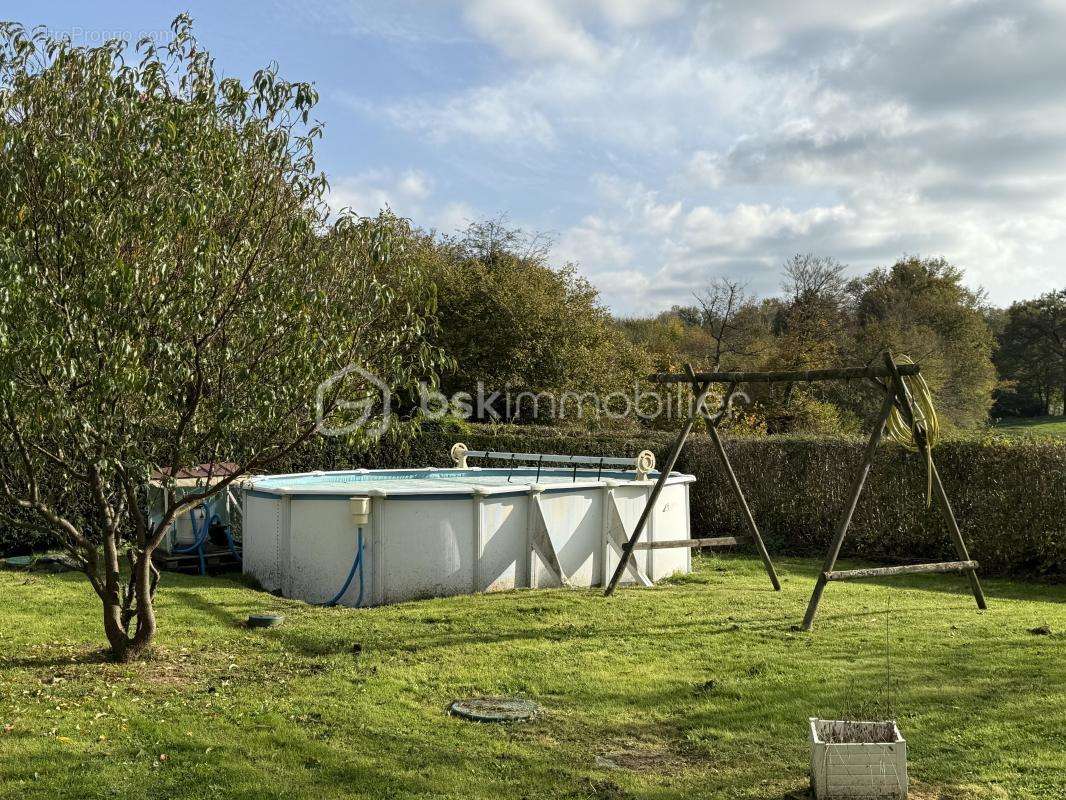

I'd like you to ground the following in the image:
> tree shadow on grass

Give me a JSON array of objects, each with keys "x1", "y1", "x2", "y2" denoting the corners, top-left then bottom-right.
[
  {"x1": 166, "y1": 587, "x2": 246, "y2": 627},
  {"x1": 0, "y1": 647, "x2": 111, "y2": 671}
]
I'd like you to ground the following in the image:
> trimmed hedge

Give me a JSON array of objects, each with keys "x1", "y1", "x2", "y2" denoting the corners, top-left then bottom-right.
[
  {"x1": 339, "y1": 426, "x2": 1064, "y2": 579},
  {"x1": 682, "y1": 436, "x2": 1065, "y2": 578},
  {"x1": 4, "y1": 424, "x2": 1062, "y2": 578}
]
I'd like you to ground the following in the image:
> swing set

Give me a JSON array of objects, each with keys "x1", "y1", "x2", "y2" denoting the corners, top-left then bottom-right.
[{"x1": 604, "y1": 351, "x2": 987, "y2": 631}]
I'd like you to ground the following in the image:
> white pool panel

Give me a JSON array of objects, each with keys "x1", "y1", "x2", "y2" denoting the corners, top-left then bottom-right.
[{"x1": 241, "y1": 467, "x2": 695, "y2": 607}]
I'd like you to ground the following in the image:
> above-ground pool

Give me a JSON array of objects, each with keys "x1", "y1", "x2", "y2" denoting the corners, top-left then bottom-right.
[{"x1": 242, "y1": 463, "x2": 696, "y2": 607}]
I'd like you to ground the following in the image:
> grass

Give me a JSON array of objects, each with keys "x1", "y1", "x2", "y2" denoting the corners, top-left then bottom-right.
[
  {"x1": 0, "y1": 554, "x2": 1063, "y2": 799},
  {"x1": 993, "y1": 415, "x2": 1066, "y2": 439}
]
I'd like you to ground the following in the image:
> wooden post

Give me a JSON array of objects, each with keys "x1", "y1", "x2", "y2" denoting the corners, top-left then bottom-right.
[
  {"x1": 603, "y1": 374, "x2": 716, "y2": 596},
  {"x1": 883, "y1": 353, "x2": 987, "y2": 611},
  {"x1": 699, "y1": 380, "x2": 781, "y2": 591},
  {"x1": 800, "y1": 388, "x2": 897, "y2": 631},
  {"x1": 929, "y1": 462, "x2": 987, "y2": 609}
]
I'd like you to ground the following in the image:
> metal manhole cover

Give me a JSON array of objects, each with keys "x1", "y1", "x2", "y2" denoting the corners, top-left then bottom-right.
[{"x1": 449, "y1": 696, "x2": 539, "y2": 722}]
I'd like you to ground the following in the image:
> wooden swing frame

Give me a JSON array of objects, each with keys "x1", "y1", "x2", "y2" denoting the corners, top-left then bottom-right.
[{"x1": 603, "y1": 352, "x2": 987, "y2": 631}]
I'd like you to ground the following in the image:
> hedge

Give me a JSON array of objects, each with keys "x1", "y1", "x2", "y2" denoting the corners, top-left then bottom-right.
[
  {"x1": 340, "y1": 426, "x2": 1065, "y2": 579},
  {"x1": 681, "y1": 435, "x2": 1065, "y2": 578},
  {"x1": 3, "y1": 424, "x2": 1063, "y2": 579}
]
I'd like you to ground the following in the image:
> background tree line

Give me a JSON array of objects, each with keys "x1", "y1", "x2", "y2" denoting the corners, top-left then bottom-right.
[{"x1": 401, "y1": 222, "x2": 1062, "y2": 435}]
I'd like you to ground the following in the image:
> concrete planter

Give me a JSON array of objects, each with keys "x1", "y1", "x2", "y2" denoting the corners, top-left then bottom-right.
[{"x1": 809, "y1": 718, "x2": 907, "y2": 798}]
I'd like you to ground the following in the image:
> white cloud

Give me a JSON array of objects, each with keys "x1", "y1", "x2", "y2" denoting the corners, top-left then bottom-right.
[
  {"x1": 682, "y1": 203, "x2": 854, "y2": 250},
  {"x1": 461, "y1": 0, "x2": 601, "y2": 64},
  {"x1": 458, "y1": 0, "x2": 687, "y2": 64},
  {"x1": 328, "y1": 168, "x2": 434, "y2": 218},
  {"x1": 430, "y1": 201, "x2": 479, "y2": 234},
  {"x1": 591, "y1": 175, "x2": 682, "y2": 234},
  {"x1": 383, "y1": 83, "x2": 557, "y2": 147},
  {"x1": 555, "y1": 214, "x2": 634, "y2": 273}
]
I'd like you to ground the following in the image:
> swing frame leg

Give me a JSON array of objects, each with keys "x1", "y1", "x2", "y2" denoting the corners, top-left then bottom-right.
[
  {"x1": 929, "y1": 462, "x2": 986, "y2": 609},
  {"x1": 704, "y1": 416, "x2": 781, "y2": 591},
  {"x1": 603, "y1": 375, "x2": 719, "y2": 595},
  {"x1": 800, "y1": 388, "x2": 897, "y2": 631},
  {"x1": 883, "y1": 355, "x2": 987, "y2": 612}
]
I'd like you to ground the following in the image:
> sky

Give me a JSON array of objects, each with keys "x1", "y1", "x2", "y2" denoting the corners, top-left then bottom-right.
[{"x1": 16, "y1": 1, "x2": 1066, "y2": 315}]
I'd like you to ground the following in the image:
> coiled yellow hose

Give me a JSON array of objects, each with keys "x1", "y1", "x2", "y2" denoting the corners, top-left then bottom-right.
[{"x1": 884, "y1": 355, "x2": 938, "y2": 507}]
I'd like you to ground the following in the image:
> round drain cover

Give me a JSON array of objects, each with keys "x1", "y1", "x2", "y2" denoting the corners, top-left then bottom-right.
[
  {"x1": 247, "y1": 613, "x2": 284, "y2": 628},
  {"x1": 449, "y1": 696, "x2": 539, "y2": 722}
]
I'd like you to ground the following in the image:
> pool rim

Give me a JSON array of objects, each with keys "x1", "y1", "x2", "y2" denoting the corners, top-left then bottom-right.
[{"x1": 244, "y1": 466, "x2": 695, "y2": 499}]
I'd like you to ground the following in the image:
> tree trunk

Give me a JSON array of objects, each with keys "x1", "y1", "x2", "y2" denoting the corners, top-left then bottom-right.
[
  {"x1": 102, "y1": 590, "x2": 131, "y2": 661},
  {"x1": 98, "y1": 549, "x2": 157, "y2": 662},
  {"x1": 129, "y1": 551, "x2": 157, "y2": 655}
]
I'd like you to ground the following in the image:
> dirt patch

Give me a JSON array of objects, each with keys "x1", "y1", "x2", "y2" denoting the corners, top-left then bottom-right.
[
  {"x1": 595, "y1": 745, "x2": 690, "y2": 772},
  {"x1": 578, "y1": 776, "x2": 627, "y2": 799}
]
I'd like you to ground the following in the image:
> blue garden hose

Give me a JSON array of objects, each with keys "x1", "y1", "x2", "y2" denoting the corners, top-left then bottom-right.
[
  {"x1": 172, "y1": 502, "x2": 241, "y2": 575},
  {"x1": 222, "y1": 521, "x2": 242, "y2": 561},
  {"x1": 173, "y1": 505, "x2": 215, "y2": 575},
  {"x1": 321, "y1": 528, "x2": 364, "y2": 608}
]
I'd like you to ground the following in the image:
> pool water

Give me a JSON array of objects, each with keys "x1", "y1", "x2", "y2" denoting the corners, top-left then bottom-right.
[{"x1": 248, "y1": 467, "x2": 660, "y2": 496}]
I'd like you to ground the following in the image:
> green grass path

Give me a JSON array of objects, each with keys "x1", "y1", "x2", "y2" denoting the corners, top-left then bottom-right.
[{"x1": 1, "y1": 554, "x2": 1063, "y2": 799}]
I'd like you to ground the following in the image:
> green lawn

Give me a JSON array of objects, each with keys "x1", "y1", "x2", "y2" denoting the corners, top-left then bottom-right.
[
  {"x1": 0, "y1": 554, "x2": 1063, "y2": 800},
  {"x1": 994, "y1": 415, "x2": 1066, "y2": 439}
]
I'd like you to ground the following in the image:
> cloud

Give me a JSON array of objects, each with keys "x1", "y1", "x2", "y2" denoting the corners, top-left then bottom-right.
[
  {"x1": 682, "y1": 203, "x2": 854, "y2": 251},
  {"x1": 327, "y1": 168, "x2": 486, "y2": 239},
  {"x1": 383, "y1": 83, "x2": 557, "y2": 147},
  {"x1": 328, "y1": 168, "x2": 434, "y2": 218},
  {"x1": 458, "y1": 0, "x2": 686, "y2": 64},
  {"x1": 430, "y1": 201, "x2": 479, "y2": 234},
  {"x1": 343, "y1": 0, "x2": 1066, "y2": 313},
  {"x1": 461, "y1": 0, "x2": 601, "y2": 64},
  {"x1": 555, "y1": 214, "x2": 635, "y2": 273}
]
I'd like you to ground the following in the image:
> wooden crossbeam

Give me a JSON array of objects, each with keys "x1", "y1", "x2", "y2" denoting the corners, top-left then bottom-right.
[
  {"x1": 634, "y1": 536, "x2": 742, "y2": 551},
  {"x1": 825, "y1": 560, "x2": 978, "y2": 581}
]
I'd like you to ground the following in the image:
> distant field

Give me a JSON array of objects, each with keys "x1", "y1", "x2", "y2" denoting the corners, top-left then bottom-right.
[{"x1": 994, "y1": 415, "x2": 1066, "y2": 438}]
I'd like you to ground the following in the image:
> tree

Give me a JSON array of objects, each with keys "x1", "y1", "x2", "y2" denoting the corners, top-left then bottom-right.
[
  {"x1": 617, "y1": 311, "x2": 716, "y2": 372},
  {"x1": 418, "y1": 220, "x2": 648, "y2": 423},
  {"x1": 771, "y1": 254, "x2": 850, "y2": 371},
  {"x1": 709, "y1": 255, "x2": 856, "y2": 432},
  {"x1": 994, "y1": 290, "x2": 1066, "y2": 417},
  {"x1": 852, "y1": 256, "x2": 996, "y2": 428},
  {"x1": 691, "y1": 278, "x2": 768, "y2": 371},
  {"x1": 0, "y1": 18, "x2": 446, "y2": 660}
]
